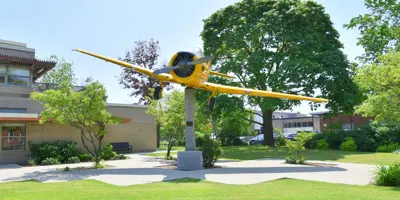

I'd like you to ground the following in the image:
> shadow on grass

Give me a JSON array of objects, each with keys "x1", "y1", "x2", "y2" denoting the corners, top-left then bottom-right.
[{"x1": 1, "y1": 164, "x2": 347, "y2": 185}]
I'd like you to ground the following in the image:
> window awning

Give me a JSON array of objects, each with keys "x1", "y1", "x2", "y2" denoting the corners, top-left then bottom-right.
[{"x1": 0, "y1": 113, "x2": 132, "y2": 123}]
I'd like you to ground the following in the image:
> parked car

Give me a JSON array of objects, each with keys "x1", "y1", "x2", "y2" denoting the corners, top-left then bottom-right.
[{"x1": 248, "y1": 134, "x2": 264, "y2": 145}]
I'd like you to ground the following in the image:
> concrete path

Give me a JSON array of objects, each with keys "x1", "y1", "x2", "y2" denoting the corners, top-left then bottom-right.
[{"x1": 0, "y1": 155, "x2": 378, "y2": 186}]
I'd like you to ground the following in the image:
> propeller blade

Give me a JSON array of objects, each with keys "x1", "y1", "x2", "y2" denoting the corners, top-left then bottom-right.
[
  {"x1": 153, "y1": 65, "x2": 180, "y2": 75},
  {"x1": 189, "y1": 55, "x2": 214, "y2": 65}
]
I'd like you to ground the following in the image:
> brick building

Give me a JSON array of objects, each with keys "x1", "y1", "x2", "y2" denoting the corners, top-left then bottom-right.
[{"x1": 311, "y1": 111, "x2": 373, "y2": 131}]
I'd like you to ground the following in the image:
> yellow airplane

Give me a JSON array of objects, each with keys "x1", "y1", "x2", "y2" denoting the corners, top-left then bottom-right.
[{"x1": 73, "y1": 49, "x2": 328, "y2": 110}]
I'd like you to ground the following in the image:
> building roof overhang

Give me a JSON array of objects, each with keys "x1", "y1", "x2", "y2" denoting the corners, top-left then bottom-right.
[
  {"x1": 0, "y1": 54, "x2": 56, "y2": 81},
  {"x1": 0, "y1": 113, "x2": 132, "y2": 123}
]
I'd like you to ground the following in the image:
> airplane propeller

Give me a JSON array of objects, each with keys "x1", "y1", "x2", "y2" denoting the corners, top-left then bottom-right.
[{"x1": 153, "y1": 55, "x2": 214, "y2": 75}]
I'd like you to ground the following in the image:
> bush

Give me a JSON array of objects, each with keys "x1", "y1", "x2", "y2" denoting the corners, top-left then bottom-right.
[
  {"x1": 275, "y1": 128, "x2": 286, "y2": 147},
  {"x1": 66, "y1": 157, "x2": 80, "y2": 163},
  {"x1": 376, "y1": 143, "x2": 400, "y2": 153},
  {"x1": 340, "y1": 137, "x2": 357, "y2": 151},
  {"x1": 199, "y1": 134, "x2": 222, "y2": 168},
  {"x1": 285, "y1": 156, "x2": 305, "y2": 164},
  {"x1": 113, "y1": 154, "x2": 127, "y2": 160},
  {"x1": 79, "y1": 153, "x2": 93, "y2": 162},
  {"x1": 28, "y1": 141, "x2": 80, "y2": 164},
  {"x1": 316, "y1": 139, "x2": 330, "y2": 150},
  {"x1": 195, "y1": 132, "x2": 204, "y2": 147},
  {"x1": 100, "y1": 143, "x2": 117, "y2": 160},
  {"x1": 232, "y1": 137, "x2": 247, "y2": 146},
  {"x1": 27, "y1": 159, "x2": 37, "y2": 166},
  {"x1": 373, "y1": 163, "x2": 400, "y2": 187},
  {"x1": 41, "y1": 158, "x2": 61, "y2": 165},
  {"x1": 94, "y1": 159, "x2": 106, "y2": 169}
]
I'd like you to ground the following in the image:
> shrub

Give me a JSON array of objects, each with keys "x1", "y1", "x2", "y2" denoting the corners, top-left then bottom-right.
[
  {"x1": 28, "y1": 141, "x2": 80, "y2": 164},
  {"x1": 316, "y1": 139, "x2": 330, "y2": 150},
  {"x1": 275, "y1": 128, "x2": 286, "y2": 147},
  {"x1": 232, "y1": 137, "x2": 247, "y2": 146},
  {"x1": 285, "y1": 156, "x2": 305, "y2": 164},
  {"x1": 285, "y1": 156, "x2": 297, "y2": 164},
  {"x1": 100, "y1": 143, "x2": 117, "y2": 160},
  {"x1": 373, "y1": 163, "x2": 400, "y2": 187},
  {"x1": 94, "y1": 159, "x2": 106, "y2": 169},
  {"x1": 376, "y1": 143, "x2": 400, "y2": 153},
  {"x1": 66, "y1": 157, "x2": 80, "y2": 163},
  {"x1": 79, "y1": 153, "x2": 93, "y2": 162},
  {"x1": 340, "y1": 137, "x2": 357, "y2": 151},
  {"x1": 285, "y1": 131, "x2": 315, "y2": 164},
  {"x1": 27, "y1": 159, "x2": 37, "y2": 166},
  {"x1": 41, "y1": 158, "x2": 61, "y2": 165},
  {"x1": 195, "y1": 132, "x2": 204, "y2": 147},
  {"x1": 199, "y1": 134, "x2": 222, "y2": 168},
  {"x1": 113, "y1": 154, "x2": 127, "y2": 160}
]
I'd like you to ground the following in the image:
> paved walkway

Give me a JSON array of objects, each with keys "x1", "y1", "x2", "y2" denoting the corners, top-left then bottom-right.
[{"x1": 0, "y1": 154, "x2": 377, "y2": 186}]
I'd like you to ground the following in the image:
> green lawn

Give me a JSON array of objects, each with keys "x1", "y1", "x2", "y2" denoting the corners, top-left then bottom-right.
[
  {"x1": 1, "y1": 178, "x2": 398, "y2": 200},
  {"x1": 149, "y1": 146, "x2": 400, "y2": 165}
]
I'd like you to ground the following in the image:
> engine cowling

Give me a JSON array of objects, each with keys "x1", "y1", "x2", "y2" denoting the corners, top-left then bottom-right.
[{"x1": 169, "y1": 51, "x2": 209, "y2": 86}]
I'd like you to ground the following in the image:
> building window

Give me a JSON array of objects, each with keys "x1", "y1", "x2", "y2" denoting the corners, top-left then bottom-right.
[
  {"x1": 1, "y1": 123, "x2": 26, "y2": 151},
  {"x1": 0, "y1": 64, "x2": 30, "y2": 87},
  {"x1": 284, "y1": 123, "x2": 288, "y2": 128},
  {"x1": 302, "y1": 122, "x2": 308, "y2": 127},
  {"x1": 342, "y1": 123, "x2": 354, "y2": 130},
  {"x1": 0, "y1": 64, "x2": 6, "y2": 84},
  {"x1": 7, "y1": 67, "x2": 30, "y2": 86},
  {"x1": 0, "y1": 108, "x2": 27, "y2": 113},
  {"x1": 296, "y1": 122, "x2": 301, "y2": 127},
  {"x1": 308, "y1": 121, "x2": 313, "y2": 127}
]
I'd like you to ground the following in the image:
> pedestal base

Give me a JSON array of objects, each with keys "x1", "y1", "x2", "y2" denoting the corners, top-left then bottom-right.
[{"x1": 177, "y1": 151, "x2": 203, "y2": 171}]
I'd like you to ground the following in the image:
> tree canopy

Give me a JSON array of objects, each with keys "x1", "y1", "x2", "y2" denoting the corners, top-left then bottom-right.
[
  {"x1": 147, "y1": 90, "x2": 186, "y2": 156},
  {"x1": 344, "y1": 0, "x2": 400, "y2": 63},
  {"x1": 39, "y1": 55, "x2": 77, "y2": 86},
  {"x1": 30, "y1": 81, "x2": 123, "y2": 164},
  {"x1": 354, "y1": 51, "x2": 400, "y2": 123},
  {"x1": 118, "y1": 38, "x2": 171, "y2": 105},
  {"x1": 201, "y1": 0, "x2": 362, "y2": 145}
]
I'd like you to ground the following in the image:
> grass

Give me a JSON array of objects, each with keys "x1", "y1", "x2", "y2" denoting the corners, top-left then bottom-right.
[
  {"x1": 149, "y1": 145, "x2": 400, "y2": 165},
  {"x1": 157, "y1": 144, "x2": 185, "y2": 151},
  {"x1": 0, "y1": 178, "x2": 399, "y2": 200}
]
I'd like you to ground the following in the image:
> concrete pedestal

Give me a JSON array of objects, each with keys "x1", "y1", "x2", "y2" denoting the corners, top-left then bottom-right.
[
  {"x1": 176, "y1": 151, "x2": 203, "y2": 170},
  {"x1": 176, "y1": 87, "x2": 203, "y2": 170}
]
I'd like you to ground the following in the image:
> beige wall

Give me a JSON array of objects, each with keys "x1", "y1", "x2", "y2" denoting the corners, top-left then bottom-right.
[{"x1": 0, "y1": 105, "x2": 157, "y2": 164}]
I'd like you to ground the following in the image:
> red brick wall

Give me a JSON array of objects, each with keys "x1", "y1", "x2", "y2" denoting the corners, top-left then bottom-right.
[{"x1": 320, "y1": 113, "x2": 373, "y2": 131}]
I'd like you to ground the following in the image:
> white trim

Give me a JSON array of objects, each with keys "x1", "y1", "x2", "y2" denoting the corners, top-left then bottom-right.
[{"x1": 0, "y1": 113, "x2": 39, "y2": 118}]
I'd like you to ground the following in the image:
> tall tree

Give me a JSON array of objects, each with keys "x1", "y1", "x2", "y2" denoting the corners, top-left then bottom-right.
[
  {"x1": 38, "y1": 55, "x2": 77, "y2": 86},
  {"x1": 354, "y1": 51, "x2": 400, "y2": 122},
  {"x1": 195, "y1": 88, "x2": 254, "y2": 146},
  {"x1": 30, "y1": 81, "x2": 123, "y2": 166},
  {"x1": 118, "y1": 38, "x2": 171, "y2": 105},
  {"x1": 147, "y1": 90, "x2": 186, "y2": 157},
  {"x1": 344, "y1": 0, "x2": 400, "y2": 63},
  {"x1": 201, "y1": 0, "x2": 362, "y2": 146}
]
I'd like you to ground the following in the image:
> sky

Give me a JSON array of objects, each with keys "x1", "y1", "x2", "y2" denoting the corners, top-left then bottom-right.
[{"x1": 0, "y1": 0, "x2": 367, "y2": 114}]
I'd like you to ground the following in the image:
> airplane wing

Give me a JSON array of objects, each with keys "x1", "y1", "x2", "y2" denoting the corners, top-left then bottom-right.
[
  {"x1": 201, "y1": 82, "x2": 328, "y2": 103},
  {"x1": 73, "y1": 49, "x2": 175, "y2": 82}
]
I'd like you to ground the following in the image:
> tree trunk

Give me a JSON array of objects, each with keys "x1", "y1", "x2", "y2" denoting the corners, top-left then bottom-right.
[
  {"x1": 156, "y1": 123, "x2": 161, "y2": 148},
  {"x1": 96, "y1": 136, "x2": 104, "y2": 164},
  {"x1": 167, "y1": 141, "x2": 173, "y2": 157},
  {"x1": 262, "y1": 109, "x2": 274, "y2": 146}
]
